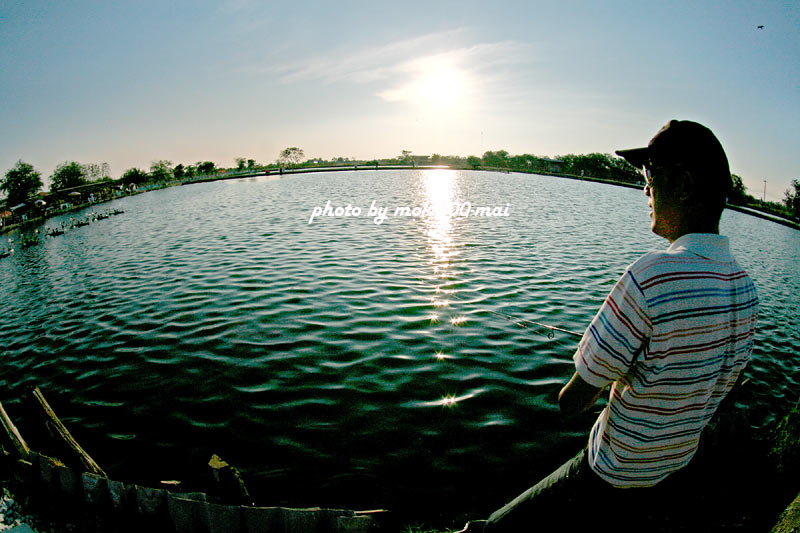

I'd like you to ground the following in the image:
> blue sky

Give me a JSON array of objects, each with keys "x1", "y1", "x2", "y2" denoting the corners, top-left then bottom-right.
[{"x1": 1, "y1": 1, "x2": 797, "y2": 201}]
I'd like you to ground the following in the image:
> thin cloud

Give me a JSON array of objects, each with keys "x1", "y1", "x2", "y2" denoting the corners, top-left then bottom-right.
[
  {"x1": 268, "y1": 30, "x2": 533, "y2": 87},
  {"x1": 376, "y1": 41, "x2": 536, "y2": 103},
  {"x1": 260, "y1": 29, "x2": 537, "y2": 114},
  {"x1": 269, "y1": 30, "x2": 466, "y2": 84}
]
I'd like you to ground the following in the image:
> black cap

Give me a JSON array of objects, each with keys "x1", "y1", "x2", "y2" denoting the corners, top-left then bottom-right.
[
  {"x1": 616, "y1": 120, "x2": 731, "y2": 201},
  {"x1": 616, "y1": 120, "x2": 729, "y2": 175}
]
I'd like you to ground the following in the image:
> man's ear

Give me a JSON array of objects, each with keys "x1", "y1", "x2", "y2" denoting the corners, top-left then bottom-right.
[{"x1": 676, "y1": 171, "x2": 695, "y2": 202}]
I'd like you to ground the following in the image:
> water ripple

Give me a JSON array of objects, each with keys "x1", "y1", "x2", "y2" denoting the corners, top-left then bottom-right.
[{"x1": 0, "y1": 170, "x2": 796, "y2": 521}]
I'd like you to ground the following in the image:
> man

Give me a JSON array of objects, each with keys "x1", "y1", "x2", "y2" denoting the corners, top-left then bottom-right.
[{"x1": 477, "y1": 120, "x2": 759, "y2": 531}]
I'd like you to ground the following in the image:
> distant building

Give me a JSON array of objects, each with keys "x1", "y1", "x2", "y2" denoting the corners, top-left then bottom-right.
[
  {"x1": 540, "y1": 157, "x2": 564, "y2": 172},
  {"x1": 44, "y1": 180, "x2": 119, "y2": 207}
]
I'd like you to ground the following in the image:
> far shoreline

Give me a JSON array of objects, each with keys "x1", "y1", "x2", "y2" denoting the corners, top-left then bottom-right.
[
  {"x1": 2, "y1": 165, "x2": 797, "y2": 236},
  {"x1": 185, "y1": 164, "x2": 800, "y2": 232}
]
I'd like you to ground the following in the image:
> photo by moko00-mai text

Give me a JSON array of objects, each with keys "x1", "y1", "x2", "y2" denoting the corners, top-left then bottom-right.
[{"x1": 308, "y1": 200, "x2": 511, "y2": 224}]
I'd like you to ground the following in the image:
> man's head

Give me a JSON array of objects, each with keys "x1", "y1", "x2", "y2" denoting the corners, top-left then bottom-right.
[{"x1": 616, "y1": 120, "x2": 731, "y2": 241}]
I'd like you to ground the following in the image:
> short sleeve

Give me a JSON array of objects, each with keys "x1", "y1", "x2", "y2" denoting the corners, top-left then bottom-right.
[{"x1": 574, "y1": 269, "x2": 652, "y2": 388}]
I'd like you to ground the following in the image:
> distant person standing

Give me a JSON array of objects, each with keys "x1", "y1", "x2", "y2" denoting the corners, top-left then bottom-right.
[{"x1": 474, "y1": 120, "x2": 759, "y2": 531}]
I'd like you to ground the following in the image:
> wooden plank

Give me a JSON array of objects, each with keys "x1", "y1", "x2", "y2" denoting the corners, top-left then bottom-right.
[
  {"x1": 0, "y1": 401, "x2": 31, "y2": 459},
  {"x1": 27, "y1": 386, "x2": 106, "y2": 477}
]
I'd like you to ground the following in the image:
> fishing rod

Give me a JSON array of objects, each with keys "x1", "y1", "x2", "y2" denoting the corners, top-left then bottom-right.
[{"x1": 413, "y1": 276, "x2": 584, "y2": 339}]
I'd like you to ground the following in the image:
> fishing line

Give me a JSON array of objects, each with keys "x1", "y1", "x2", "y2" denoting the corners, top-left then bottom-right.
[{"x1": 411, "y1": 275, "x2": 584, "y2": 340}]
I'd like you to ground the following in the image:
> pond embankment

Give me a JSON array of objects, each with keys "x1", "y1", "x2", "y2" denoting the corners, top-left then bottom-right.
[
  {"x1": 2, "y1": 387, "x2": 798, "y2": 532},
  {"x1": 0, "y1": 387, "x2": 381, "y2": 532}
]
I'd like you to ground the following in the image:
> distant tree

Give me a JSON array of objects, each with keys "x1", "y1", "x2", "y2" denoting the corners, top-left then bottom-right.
[
  {"x1": 51, "y1": 161, "x2": 88, "y2": 191},
  {"x1": 560, "y1": 153, "x2": 605, "y2": 178},
  {"x1": 783, "y1": 179, "x2": 800, "y2": 219},
  {"x1": 557, "y1": 153, "x2": 639, "y2": 183},
  {"x1": 247, "y1": 159, "x2": 256, "y2": 170},
  {"x1": 399, "y1": 150, "x2": 412, "y2": 164},
  {"x1": 508, "y1": 154, "x2": 539, "y2": 170},
  {"x1": 183, "y1": 165, "x2": 197, "y2": 178},
  {"x1": 235, "y1": 157, "x2": 246, "y2": 171},
  {"x1": 467, "y1": 156, "x2": 481, "y2": 169},
  {"x1": 173, "y1": 163, "x2": 186, "y2": 179},
  {"x1": 150, "y1": 160, "x2": 173, "y2": 182},
  {"x1": 1, "y1": 160, "x2": 43, "y2": 206},
  {"x1": 278, "y1": 147, "x2": 305, "y2": 167},
  {"x1": 508, "y1": 154, "x2": 524, "y2": 169},
  {"x1": 729, "y1": 174, "x2": 751, "y2": 205},
  {"x1": 82, "y1": 162, "x2": 111, "y2": 182},
  {"x1": 197, "y1": 161, "x2": 216, "y2": 175},
  {"x1": 558, "y1": 154, "x2": 579, "y2": 174},
  {"x1": 121, "y1": 167, "x2": 148, "y2": 187},
  {"x1": 482, "y1": 150, "x2": 509, "y2": 168},
  {"x1": 605, "y1": 155, "x2": 642, "y2": 183},
  {"x1": 84, "y1": 163, "x2": 99, "y2": 181}
]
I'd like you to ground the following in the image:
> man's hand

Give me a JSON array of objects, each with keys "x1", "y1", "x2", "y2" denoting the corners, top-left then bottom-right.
[{"x1": 558, "y1": 372, "x2": 606, "y2": 416}]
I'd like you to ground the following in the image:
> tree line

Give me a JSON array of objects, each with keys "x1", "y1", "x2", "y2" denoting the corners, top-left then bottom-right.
[{"x1": 2, "y1": 148, "x2": 799, "y2": 221}]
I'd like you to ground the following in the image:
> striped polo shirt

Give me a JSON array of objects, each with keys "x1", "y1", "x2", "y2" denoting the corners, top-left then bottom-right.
[{"x1": 574, "y1": 233, "x2": 758, "y2": 488}]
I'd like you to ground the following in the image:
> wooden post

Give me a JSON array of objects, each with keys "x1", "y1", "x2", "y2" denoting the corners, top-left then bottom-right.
[
  {"x1": 27, "y1": 386, "x2": 106, "y2": 477},
  {"x1": 0, "y1": 401, "x2": 30, "y2": 459},
  {"x1": 208, "y1": 454, "x2": 253, "y2": 506}
]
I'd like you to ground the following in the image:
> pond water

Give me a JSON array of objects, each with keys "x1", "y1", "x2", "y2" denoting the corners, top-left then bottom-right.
[{"x1": 1, "y1": 169, "x2": 798, "y2": 524}]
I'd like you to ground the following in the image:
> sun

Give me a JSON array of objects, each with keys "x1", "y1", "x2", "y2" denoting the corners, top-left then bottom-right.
[
  {"x1": 377, "y1": 53, "x2": 473, "y2": 113},
  {"x1": 416, "y1": 68, "x2": 463, "y2": 107}
]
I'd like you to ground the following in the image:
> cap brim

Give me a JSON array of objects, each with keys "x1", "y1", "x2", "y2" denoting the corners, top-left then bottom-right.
[{"x1": 615, "y1": 147, "x2": 649, "y2": 168}]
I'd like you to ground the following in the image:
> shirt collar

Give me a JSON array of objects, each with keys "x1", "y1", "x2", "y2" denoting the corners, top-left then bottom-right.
[{"x1": 667, "y1": 233, "x2": 733, "y2": 262}]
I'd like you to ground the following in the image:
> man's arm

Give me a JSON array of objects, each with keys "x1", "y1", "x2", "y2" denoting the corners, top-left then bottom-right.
[{"x1": 558, "y1": 372, "x2": 607, "y2": 416}]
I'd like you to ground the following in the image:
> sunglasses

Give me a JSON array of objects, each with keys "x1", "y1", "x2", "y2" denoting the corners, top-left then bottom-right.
[{"x1": 642, "y1": 165, "x2": 654, "y2": 194}]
